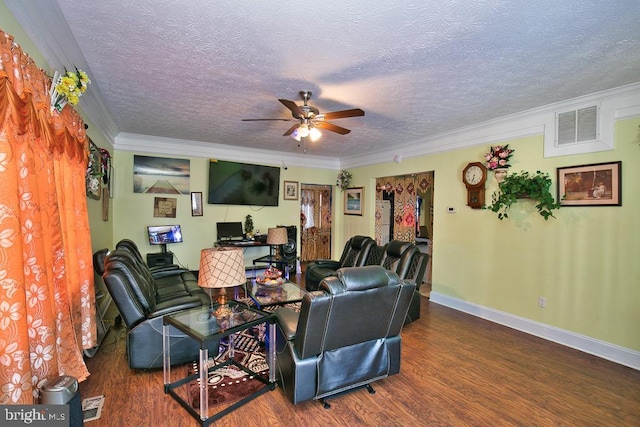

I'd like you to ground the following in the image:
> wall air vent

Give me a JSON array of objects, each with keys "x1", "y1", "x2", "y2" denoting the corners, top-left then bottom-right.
[{"x1": 555, "y1": 105, "x2": 599, "y2": 146}]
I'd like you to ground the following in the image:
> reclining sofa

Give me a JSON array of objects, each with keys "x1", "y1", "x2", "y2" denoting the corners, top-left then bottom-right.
[{"x1": 96, "y1": 248, "x2": 218, "y2": 369}]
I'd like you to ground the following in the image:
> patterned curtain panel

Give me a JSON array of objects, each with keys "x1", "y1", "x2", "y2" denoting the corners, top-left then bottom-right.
[
  {"x1": 0, "y1": 31, "x2": 94, "y2": 403},
  {"x1": 375, "y1": 173, "x2": 433, "y2": 243},
  {"x1": 300, "y1": 185, "x2": 332, "y2": 261}
]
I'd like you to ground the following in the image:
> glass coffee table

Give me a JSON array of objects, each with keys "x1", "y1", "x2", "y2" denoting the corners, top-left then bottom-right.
[
  {"x1": 163, "y1": 301, "x2": 275, "y2": 426},
  {"x1": 248, "y1": 280, "x2": 308, "y2": 309}
]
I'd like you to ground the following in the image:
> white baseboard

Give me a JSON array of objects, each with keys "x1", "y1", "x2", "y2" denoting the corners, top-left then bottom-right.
[{"x1": 429, "y1": 292, "x2": 640, "y2": 371}]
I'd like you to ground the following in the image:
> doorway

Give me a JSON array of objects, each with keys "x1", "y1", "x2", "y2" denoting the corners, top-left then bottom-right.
[
  {"x1": 299, "y1": 184, "x2": 333, "y2": 262},
  {"x1": 374, "y1": 172, "x2": 434, "y2": 287}
]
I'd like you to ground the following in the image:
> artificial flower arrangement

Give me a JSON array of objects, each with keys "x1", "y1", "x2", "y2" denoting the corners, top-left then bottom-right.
[
  {"x1": 485, "y1": 145, "x2": 515, "y2": 170},
  {"x1": 336, "y1": 170, "x2": 352, "y2": 191},
  {"x1": 50, "y1": 67, "x2": 91, "y2": 112}
]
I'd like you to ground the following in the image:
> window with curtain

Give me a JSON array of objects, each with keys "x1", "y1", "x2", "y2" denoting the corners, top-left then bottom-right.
[{"x1": 0, "y1": 31, "x2": 95, "y2": 404}]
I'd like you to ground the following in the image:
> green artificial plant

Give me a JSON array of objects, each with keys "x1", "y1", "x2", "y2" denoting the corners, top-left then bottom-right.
[
  {"x1": 487, "y1": 170, "x2": 561, "y2": 220},
  {"x1": 244, "y1": 214, "x2": 254, "y2": 235}
]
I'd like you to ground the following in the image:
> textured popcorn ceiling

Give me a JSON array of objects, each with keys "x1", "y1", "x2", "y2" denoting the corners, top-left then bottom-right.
[{"x1": 15, "y1": 1, "x2": 640, "y2": 159}]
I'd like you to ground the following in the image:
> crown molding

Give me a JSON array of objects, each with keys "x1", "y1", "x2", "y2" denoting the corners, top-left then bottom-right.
[{"x1": 115, "y1": 133, "x2": 340, "y2": 170}]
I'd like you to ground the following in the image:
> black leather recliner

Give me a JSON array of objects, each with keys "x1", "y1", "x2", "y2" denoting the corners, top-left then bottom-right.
[
  {"x1": 116, "y1": 238, "x2": 182, "y2": 275},
  {"x1": 377, "y1": 240, "x2": 418, "y2": 278},
  {"x1": 304, "y1": 235, "x2": 375, "y2": 291},
  {"x1": 100, "y1": 249, "x2": 217, "y2": 369},
  {"x1": 366, "y1": 240, "x2": 425, "y2": 325},
  {"x1": 403, "y1": 251, "x2": 429, "y2": 325},
  {"x1": 275, "y1": 265, "x2": 415, "y2": 406}
]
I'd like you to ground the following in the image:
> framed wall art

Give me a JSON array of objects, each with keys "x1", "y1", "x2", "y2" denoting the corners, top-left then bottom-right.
[
  {"x1": 191, "y1": 192, "x2": 203, "y2": 216},
  {"x1": 86, "y1": 139, "x2": 101, "y2": 200},
  {"x1": 557, "y1": 161, "x2": 621, "y2": 206},
  {"x1": 284, "y1": 181, "x2": 299, "y2": 200},
  {"x1": 344, "y1": 187, "x2": 364, "y2": 216},
  {"x1": 153, "y1": 197, "x2": 177, "y2": 218}
]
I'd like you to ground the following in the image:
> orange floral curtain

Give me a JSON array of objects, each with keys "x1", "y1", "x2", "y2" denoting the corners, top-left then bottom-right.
[
  {"x1": 300, "y1": 185, "x2": 332, "y2": 261},
  {"x1": 0, "y1": 30, "x2": 95, "y2": 404}
]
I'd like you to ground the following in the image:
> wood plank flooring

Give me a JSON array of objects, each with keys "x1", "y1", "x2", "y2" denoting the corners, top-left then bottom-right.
[{"x1": 79, "y1": 274, "x2": 640, "y2": 426}]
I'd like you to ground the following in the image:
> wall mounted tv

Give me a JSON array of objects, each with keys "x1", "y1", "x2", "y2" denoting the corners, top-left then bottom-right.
[
  {"x1": 147, "y1": 224, "x2": 183, "y2": 253},
  {"x1": 207, "y1": 160, "x2": 280, "y2": 206}
]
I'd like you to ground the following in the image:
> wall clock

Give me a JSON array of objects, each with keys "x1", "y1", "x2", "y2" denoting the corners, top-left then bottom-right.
[{"x1": 462, "y1": 162, "x2": 487, "y2": 209}]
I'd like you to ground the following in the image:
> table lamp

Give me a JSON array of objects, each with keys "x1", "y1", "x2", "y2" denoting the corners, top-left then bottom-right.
[
  {"x1": 198, "y1": 247, "x2": 246, "y2": 317},
  {"x1": 266, "y1": 227, "x2": 288, "y2": 260}
]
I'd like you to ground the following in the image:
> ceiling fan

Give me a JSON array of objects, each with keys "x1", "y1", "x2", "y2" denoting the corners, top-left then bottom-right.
[{"x1": 242, "y1": 91, "x2": 365, "y2": 141}]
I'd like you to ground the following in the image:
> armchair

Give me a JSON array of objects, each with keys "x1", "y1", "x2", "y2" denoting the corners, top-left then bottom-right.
[
  {"x1": 403, "y1": 251, "x2": 429, "y2": 325},
  {"x1": 377, "y1": 240, "x2": 418, "y2": 279},
  {"x1": 275, "y1": 266, "x2": 415, "y2": 406},
  {"x1": 304, "y1": 235, "x2": 375, "y2": 291},
  {"x1": 100, "y1": 249, "x2": 216, "y2": 369}
]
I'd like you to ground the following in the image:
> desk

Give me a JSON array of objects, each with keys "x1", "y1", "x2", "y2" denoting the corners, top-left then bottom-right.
[
  {"x1": 215, "y1": 241, "x2": 271, "y2": 269},
  {"x1": 163, "y1": 301, "x2": 275, "y2": 426}
]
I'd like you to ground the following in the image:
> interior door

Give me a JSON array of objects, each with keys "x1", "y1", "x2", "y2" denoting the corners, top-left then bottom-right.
[{"x1": 300, "y1": 184, "x2": 333, "y2": 262}]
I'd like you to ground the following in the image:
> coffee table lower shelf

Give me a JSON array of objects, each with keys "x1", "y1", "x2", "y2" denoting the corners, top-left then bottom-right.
[
  {"x1": 164, "y1": 357, "x2": 275, "y2": 426},
  {"x1": 162, "y1": 302, "x2": 276, "y2": 426}
]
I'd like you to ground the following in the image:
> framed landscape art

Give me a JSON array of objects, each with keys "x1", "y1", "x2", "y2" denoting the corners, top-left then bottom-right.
[
  {"x1": 344, "y1": 187, "x2": 364, "y2": 215},
  {"x1": 557, "y1": 161, "x2": 621, "y2": 207}
]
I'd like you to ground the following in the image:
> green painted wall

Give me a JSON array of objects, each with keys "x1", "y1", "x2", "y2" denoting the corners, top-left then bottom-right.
[
  {"x1": 111, "y1": 151, "x2": 337, "y2": 269},
  {"x1": 347, "y1": 118, "x2": 640, "y2": 352}
]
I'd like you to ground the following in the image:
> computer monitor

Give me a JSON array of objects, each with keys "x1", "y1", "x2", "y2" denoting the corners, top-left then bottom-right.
[{"x1": 216, "y1": 222, "x2": 244, "y2": 241}]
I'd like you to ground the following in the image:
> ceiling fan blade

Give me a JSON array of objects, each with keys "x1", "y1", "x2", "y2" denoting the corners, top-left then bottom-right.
[
  {"x1": 314, "y1": 121, "x2": 351, "y2": 135},
  {"x1": 318, "y1": 108, "x2": 365, "y2": 121},
  {"x1": 241, "y1": 118, "x2": 293, "y2": 121},
  {"x1": 283, "y1": 123, "x2": 300, "y2": 136},
  {"x1": 278, "y1": 99, "x2": 304, "y2": 118}
]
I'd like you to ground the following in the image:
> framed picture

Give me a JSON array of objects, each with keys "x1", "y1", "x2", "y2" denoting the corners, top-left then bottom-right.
[
  {"x1": 284, "y1": 181, "x2": 299, "y2": 200},
  {"x1": 153, "y1": 197, "x2": 177, "y2": 218},
  {"x1": 191, "y1": 192, "x2": 203, "y2": 216},
  {"x1": 557, "y1": 161, "x2": 621, "y2": 206},
  {"x1": 344, "y1": 187, "x2": 364, "y2": 215},
  {"x1": 86, "y1": 139, "x2": 101, "y2": 200}
]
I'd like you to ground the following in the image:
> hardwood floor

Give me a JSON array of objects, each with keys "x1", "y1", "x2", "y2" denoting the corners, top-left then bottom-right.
[{"x1": 80, "y1": 275, "x2": 640, "y2": 426}]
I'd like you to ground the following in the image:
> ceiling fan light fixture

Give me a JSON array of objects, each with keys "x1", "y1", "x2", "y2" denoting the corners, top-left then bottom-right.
[
  {"x1": 298, "y1": 124, "x2": 310, "y2": 138},
  {"x1": 309, "y1": 126, "x2": 322, "y2": 141},
  {"x1": 291, "y1": 128, "x2": 301, "y2": 141}
]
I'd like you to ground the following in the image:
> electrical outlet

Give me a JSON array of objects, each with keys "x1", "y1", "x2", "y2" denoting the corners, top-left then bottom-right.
[{"x1": 538, "y1": 296, "x2": 547, "y2": 307}]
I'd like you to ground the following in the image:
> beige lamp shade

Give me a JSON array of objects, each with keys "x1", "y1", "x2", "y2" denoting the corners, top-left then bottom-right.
[
  {"x1": 266, "y1": 227, "x2": 288, "y2": 246},
  {"x1": 198, "y1": 247, "x2": 246, "y2": 289}
]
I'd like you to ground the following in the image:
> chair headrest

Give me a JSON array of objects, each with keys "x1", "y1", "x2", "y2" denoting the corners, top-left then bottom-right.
[
  {"x1": 334, "y1": 265, "x2": 399, "y2": 292},
  {"x1": 386, "y1": 240, "x2": 412, "y2": 257},
  {"x1": 92, "y1": 248, "x2": 109, "y2": 276},
  {"x1": 350, "y1": 235, "x2": 373, "y2": 250}
]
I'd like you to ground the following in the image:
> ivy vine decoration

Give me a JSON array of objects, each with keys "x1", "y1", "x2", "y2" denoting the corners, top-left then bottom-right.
[
  {"x1": 487, "y1": 170, "x2": 561, "y2": 220},
  {"x1": 336, "y1": 170, "x2": 352, "y2": 191}
]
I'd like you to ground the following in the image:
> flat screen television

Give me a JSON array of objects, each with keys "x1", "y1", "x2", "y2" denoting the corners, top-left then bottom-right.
[
  {"x1": 216, "y1": 222, "x2": 244, "y2": 241},
  {"x1": 208, "y1": 160, "x2": 280, "y2": 206},
  {"x1": 147, "y1": 224, "x2": 183, "y2": 253}
]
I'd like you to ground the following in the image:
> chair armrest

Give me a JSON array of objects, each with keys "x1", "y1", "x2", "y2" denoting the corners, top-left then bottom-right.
[
  {"x1": 147, "y1": 297, "x2": 203, "y2": 318},
  {"x1": 275, "y1": 307, "x2": 299, "y2": 341},
  {"x1": 308, "y1": 260, "x2": 340, "y2": 269},
  {"x1": 151, "y1": 267, "x2": 191, "y2": 278}
]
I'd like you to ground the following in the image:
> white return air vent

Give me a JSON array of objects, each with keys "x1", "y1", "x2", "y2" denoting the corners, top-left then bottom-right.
[{"x1": 555, "y1": 104, "x2": 599, "y2": 146}]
